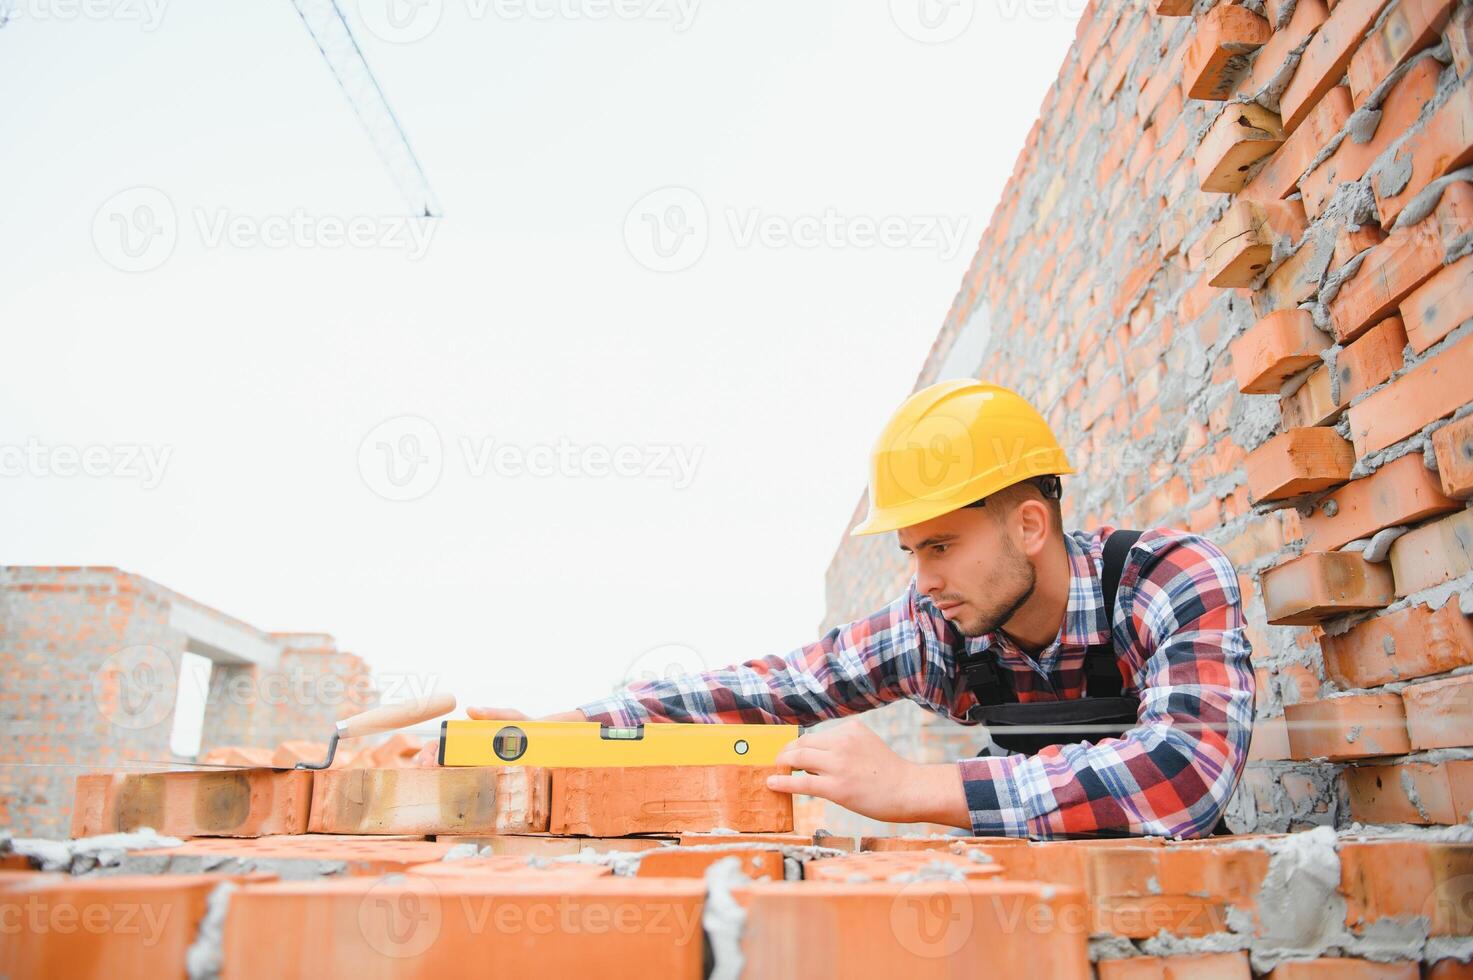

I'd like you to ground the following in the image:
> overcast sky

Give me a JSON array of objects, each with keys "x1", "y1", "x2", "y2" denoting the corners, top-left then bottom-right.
[{"x1": 0, "y1": 0, "x2": 1079, "y2": 727}]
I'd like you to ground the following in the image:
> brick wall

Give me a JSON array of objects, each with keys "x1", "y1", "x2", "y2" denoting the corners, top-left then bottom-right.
[
  {"x1": 0, "y1": 567, "x2": 375, "y2": 838},
  {"x1": 813, "y1": 0, "x2": 1473, "y2": 837}
]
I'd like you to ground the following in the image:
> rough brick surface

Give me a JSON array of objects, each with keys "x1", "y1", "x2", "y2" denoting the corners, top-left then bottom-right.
[
  {"x1": 1322, "y1": 598, "x2": 1473, "y2": 688},
  {"x1": 1432, "y1": 414, "x2": 1473, "y2": 498},
  {"x1": 549, "y1": 766, "x2": 793, "y2": 835},
  {"x1": 307, "y1": 766, "x2": 549, "y2": 836},
  {"x1": 1388, "y1": 506, "x2": 1473, "y2": 596},
  {"x1": 1346, "y1": 760, "x2": 1473, "y2": 823},
  {"x1": 1283, "y1": 693, "x2": 1411, "y2": 759},
  {"x1": 70, "y1": 768, "x2": 313, "y2": 838},
  {"x1": 1261, "y1": 552, "x2": 1397, "y2": 624}
]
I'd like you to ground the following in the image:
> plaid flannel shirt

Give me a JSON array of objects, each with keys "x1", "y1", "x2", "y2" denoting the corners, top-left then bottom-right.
[{"x1": 576, "y1": 526, "x2": 1255, "y2": 839}]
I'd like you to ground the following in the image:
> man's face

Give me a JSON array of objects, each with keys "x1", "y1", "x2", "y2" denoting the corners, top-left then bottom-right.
[{"x1": 896, "y1": 504, "x2": 1036, "y2": 638}]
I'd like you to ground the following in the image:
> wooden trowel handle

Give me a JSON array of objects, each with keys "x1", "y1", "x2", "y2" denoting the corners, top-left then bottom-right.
[{"x1": 335, "y1": 694, "x2": 457, "y2": 739}]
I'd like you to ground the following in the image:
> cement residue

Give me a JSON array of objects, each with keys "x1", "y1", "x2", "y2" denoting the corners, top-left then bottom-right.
[
  {"x1": 703, "y1": 857, "x2": 752, "y2": 980},
  {"x1": 440, "y1": 843, "x2": 479, "y2": 862},
  {"x1": 185, "y1": 880, "x2": 236, "y2": 980},
  {"x1": 1389, "y1": 165, "x2": 1473, "y2": 232},
  {"x1": 1088, "y1": 934, "x2": 1141, "y2": 961},
  {"x1": 891, "y1": 859, "x2": 970, "y2": 883},
  {"x1": 1361, "y1": 526, "x2": 1410, "y2": 563},
  {"x1": 7, "y1": 828, "x2": 184, "y2": 873},
  {"x1": 1239, "y1": 826, "x2": 1350, "y2": 971},
  {"x1": 1426, "y1": 936, "x2": 1473, "y2": 963}
]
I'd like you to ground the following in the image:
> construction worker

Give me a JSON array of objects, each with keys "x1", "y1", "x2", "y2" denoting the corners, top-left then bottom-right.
[{"x1": 425, "y1": 381, "x2": 1255, "y2": 838}]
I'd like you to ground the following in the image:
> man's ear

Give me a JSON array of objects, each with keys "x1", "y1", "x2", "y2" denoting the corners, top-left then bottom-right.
[{"x1": 1014, "y1": 499, "x2": 1052, "y2": 557}]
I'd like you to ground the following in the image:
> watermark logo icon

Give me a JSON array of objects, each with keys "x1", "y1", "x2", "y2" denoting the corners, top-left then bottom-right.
[
  {"x1": 617, "y1": 642, "x2": 709, "y2": 692},
  {"x1": 889, "y1": 0, "x2": 974, "y2": 42},
  {"x1": 358, "y1": 416, "x2": 444, "y2": 502},
  {"x1": 358, "y1": 0, "x2": 444, "y2": 42},
  {"x1": 359, "y1": 875, "x2": 442, "y2": 958},
  {"x1": 93, "y1": 187, "x2": 177, "y2": 273},
  {"x1": 889, "y1": 880, "x2": 974, "y2": 957},
  {"x1": 624, "y1": 186, "x2": 709, "y2": 272},
  {"x1": 93, "y1": 645, "x2": 178, "y2": 731}
]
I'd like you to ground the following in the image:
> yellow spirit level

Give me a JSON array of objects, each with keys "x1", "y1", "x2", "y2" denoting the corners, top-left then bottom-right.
[{"x1": 437, "y1": 720, "x2": 801, "y2": 767}]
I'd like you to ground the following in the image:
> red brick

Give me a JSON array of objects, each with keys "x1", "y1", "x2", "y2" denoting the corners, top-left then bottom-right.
[
  {"x1": 735, "y1": 879, "x2": 1090, "y2": 978},
  {"x1": 1352, "y1": 331, "x2": 1473, "y2": 456},
  {"x1": 1256, "y1": 230, "x2": 1336, "y2": 314},
  {"x1": 1346, "y1": 759, "x2": 1473, "y2": 824},
  {"x1": 634, "y1": 845, "x2": 785, "y2": 879},
  {"x1": 804, "y1": 850, "x2": 1002, "y2": 883},
  {"x1": 1334, "y1": 221, "x2": 1388, "y2": 269},
  {"x1": 1430, "y1": 959, "x2": 1473, "y2": 979},
  {"x1": 1155, "y1": 0, "x2": 1194, "y2": 15},
  {"x1": 1376, "y1": 82, "x2": 1473, "y2": 226},
  {"x1": 1323, "y1": 598, "x2": 1473, "y2": 688},
  {"x1": 132, "y1": 835, "x2": 459, "y2": 875},
  {"x1": 1402, "y1": 674, "x2": 1473, "y2": 749},
  {"x1": 1301, "y1": 58, "x2": 1441, "y2": 218},
  {"x1": 1245, "y1": 83, "x2": 1351, "y2": 205},
  {"x1": 549, "y1": 766, "x2": 792, "y2": 836},
  {"x1": 1348, "y1": 0, "x2": 1455, "y2": 105},
  {"x1": 1205, "y1": 199, "x2": 1308, "y2": 286},
  {"x1": 1281, "y1": 0, "x2": 1395, "y2": 131},
  {"x1": 1246, "y1": 428, "x2": 1356, "y2": 500},
  {"x1": 0, "y1": 874, "x2": 257, "y2": 980},
  {"x1": 1241, "y1": 0, "x2": 1331, "y2": 102},
  {"x1": 1336, "y1": 314, "x2": 1408, "y2": 403},
  {"x1": 444, "y1": 834, "x2": 673, "y2": 857},
  {"x1": 1340, "y1": 840, "x2": 1473, "y2": 935},
  {"x1": 223, "y1": 875, "x2": 708, "y2": 978},
  {"x1": 1197, "y1": 104, "x2": 1287, "y2": 192},
  {"x1": 1099, "y1": 953, "x2": 1251, "y2": 979},
  {"x1": 306, "y1": 766, "x2": 549, "y2": 836},
  {"x1": 1432, "y1": 413, "x2": 1473, "y2": 497},
  {"x1": 1266, "y1": 958, "x2": 1418, "y2": 979},
  {"x1": 1284, "y1": 692, "x2": 1411, "y2": 759},
  {"x1": 1262, "y1": 551, "x2": 1398, "y2": 624},
  {"x1": 1183, "y1": 6, "x2": 1273, "y2": 101},
  {"x1": 1389, "y1": 506, "x2": 1473, "y2": 595},
  {"x1": 1087, "y1": 845, "x2": 1270, "y2": 938},
  {"x1": 1402, "y1": 252, "x2": 1473, "y2": 353},
  {"x1": 70, "y1": 768, "x2": 313, "y2": 838},
  {"x1": 1451, "y1": 1, "x2": 1473, "y2": 76},
  {"x1": 406, "y1": 855, "x2": 614, "y2": 880},
  {"x1": 1302, "y1": 453, "x2": 1460, "y2": 551},
  {"x1": 1331, "y1": 183, "x2": 1473, "y2": 344},
  {"x1": 1232, "y1": 308, "x2": 1333, "y2": 393}
]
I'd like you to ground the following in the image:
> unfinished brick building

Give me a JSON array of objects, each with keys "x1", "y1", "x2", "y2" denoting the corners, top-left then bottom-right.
[
  {"x1": 4, "y1": 0, "x2": 1473, "y2": 974},
  {"x1": 820, "y1": 0, "x2": 1473, "y2": 839}
]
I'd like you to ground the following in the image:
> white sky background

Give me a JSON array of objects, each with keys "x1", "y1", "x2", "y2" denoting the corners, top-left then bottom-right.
[{"x1": 0, "y1": 0, "x2": 1079, "y2": 721}]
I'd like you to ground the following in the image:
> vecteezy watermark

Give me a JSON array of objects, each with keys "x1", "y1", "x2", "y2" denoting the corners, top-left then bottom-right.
[
  {"x1": 0, "y1": 895, "x2": 173, "y2": 943},
  {"x1": 992, "y1": 0, "x2": 1089, "y2": 21},
  {"x1": 356, "y1": 0, "x2": 699, "y2": 44},
  {"x1": 93, "y1": 645, "x2": 178, "y2": 731},
  {"x1": 0, "y1": 438, "x2": 173, "y2": 489},
  {"x1": 615, "y1": 642, "x2": 709, "y2": 693},
  {"x1": 357, "y1": 415, "x2": 705, "y2": 502},
  {"x1": 4, "y1": 0, "x2": 168, "y2": 30},
  {"x1": 91, "y1": 187, "x2": 438, "y2": 273},
  {"x1": 623, "y1": 187, "x2": 970, "y2": 272},
  {"x1": 889, "y1": 0, "x2": 973, "y2": 43}
]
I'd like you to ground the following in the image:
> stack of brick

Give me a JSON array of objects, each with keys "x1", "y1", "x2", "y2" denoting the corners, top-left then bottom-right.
[
  {"x1": 5, "y1": 767, "x2": 1471, "y2": 977},
  {"x1": 819, "y1": 0, "x2": 1473, "y2": 838}
]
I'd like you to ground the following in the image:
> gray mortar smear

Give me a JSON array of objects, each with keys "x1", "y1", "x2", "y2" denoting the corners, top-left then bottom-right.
[
  {"x1": 5, "y1": 828, "x2": 184, "y2": 873},
  {"x1": 703, "y1": 857, "x2": 753, "y2": 980},
  {"x1": 185, "y1": 880, "x2": 235, "y2": 980},
  {"x1": 1392, "y1": 164, "x2": 1473, "y2": 231}
]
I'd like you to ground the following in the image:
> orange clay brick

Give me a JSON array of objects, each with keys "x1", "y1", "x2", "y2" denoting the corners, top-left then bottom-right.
[
  {"x1": 1205, "y1": 199, "x2": 1308, "y2": 286},
  {"x1": 1087, "y1": 844, "x2": 1270, "y2": 938},
  {"x1": 1246, "y1": 428, "x2": 1356, "y2": 501},
  {"x1": 1402, "y1": 252, "x2": 1473, "y2": 353},
  {"x1": 1452, "y1": 1, "x2": 1473, "y2": 76},
  {"x1": 306, "y1": 766, "x2": 549, "y2": 836},
  {"x1": 1256, "y1": 229, "x2": 1336, "y2": 315},
  {"x1": 1265, "y1": 959, "x2": 1419, "y2": 979},
  {"x1": 0, "y1": 874, "x2": 261, "y2": 980},
  {"x1": 1231, "y1": 308, "x2": 1332, "y2": 393},
  {"x1": 1388, "y1": 506, "x2": 1473, "y2": 596},
  {"x1": 1433, "y1": 414, "x2": 1473, "y2": 497},
  {"x1": 1183, "y1": 5, "x2": 1273, "y2": 101},
  {"x1": 1197, "y1": 105, "x2": 1287, "y2": 192},
  {"x1": 1322, "y1": 598, "x2": 1473, "y2": 688},
  {"x1": 1098, "y1": 953, "x2": 1251, "y2": 980},
  {"x1": 1301, "y1": 58, "x2": 1442, "y2": 219},
  {"x1": 1282, "y1": 364, "x2": 1342, "y2": 428},
  {"x1": 1339, "y1": 839, "x2": 1473, "y2": 935},
  {"x1": 1334, "y1": 221, "x2": 1388, "y2": 269},
  {"x1": 1239, "y1": 0, "x2": 1330, "y2": 102},
  {"x1": 1351, "y1": 334, "x2": 1473, "y2": 458},
  {"x1": 1281, "y1": 0, "x2": 1396, "y2": 131},
  {"x1": 442, "y1": 834, "x2": 674, "y2": 856},
  {"x1": 1261, "y1": 551, "x2": 1397, "y2": 624},
  {"x1": 735, "y1": 879, "x2": 1090, "y2": 979},
  {"x1": 1284, "y1": 692, "x2": 1411, "y2": 759},
  {"x1": 70, "y1": 768, "x2": 313, "y2": 838},
  {"x1": 1375, "y1": 81, "x2": 1473, "y2": 226},
  {"x1": 405, "y1": 855, "x2": 614, "y2": 879},
  {"x1": 1336, "y1": 314, "x2": 1408, "y2": 403},
  {"x1": 679, "y1": 831, "x2": 840, "y2": 848},
  {"x1": 549, "y1": 765, "x2": 792, "y2": 836},
  {"x1": 1346, "y1": 759, "x2": 1473, "y2": 823},
  {"x1": 131, "y1": 835, "x2": 459, "y2": 875},
  {"x1": 803, "y1": 850, "x2": 1003, "y2": 883},
  {"x1": 860, "y1": 835, "x2": 1027, "y2": 852},
  {"x1": 1402, "y1": 674, "x2": 1473, "y2": 749},
  {"x1": 635, "y1": 846, "x2": 785, "y2": 879},
  {"x1": 1348, "y1": 0, "x2": 1455, "y2": 105},
  {"x1": 223, "y1": 876, "x2": 708, "y2": 979},
  {"x1": 1155, "y1": 0, "x2": 1194, "y2": 15},
  {"x1": 1302, "y1": 452, "x2": 1460, "y2": 551},
  {"x1": 1244, "y1": 84, "x2": 1351, "y2": 205},
  {"x1": 1331, "y1": 183, "x2": 1473, "y2": 344},
  {"x1": 198, "y1": 746, "x2": 277, "y2": 767},
  {"x1": 1429, "y1": 959, "x2": 1473, "y2": 979}
]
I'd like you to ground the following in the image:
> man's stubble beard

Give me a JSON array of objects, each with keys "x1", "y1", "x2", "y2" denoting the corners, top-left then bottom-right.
[{"x1": 956, "y1": 539, "x2": 1037, "y2": 638}]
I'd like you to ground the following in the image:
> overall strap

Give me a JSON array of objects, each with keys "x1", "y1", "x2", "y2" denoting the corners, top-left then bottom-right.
[{"x1": 1083, "y1": 529, "x2": 1144, "y2": 699}]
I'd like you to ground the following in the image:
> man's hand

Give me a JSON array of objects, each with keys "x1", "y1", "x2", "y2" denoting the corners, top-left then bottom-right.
[
  {"x1": 766, "y1": 721, "x2": 971, "y2": 829},
  {"x1": 412, "y1": 706, "x2": 587, "y2": 766}
]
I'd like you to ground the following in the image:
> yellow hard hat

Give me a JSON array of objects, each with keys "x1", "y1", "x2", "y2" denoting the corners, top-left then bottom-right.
[{"x1": 852, "y1": 380, "x2": 1074, "y2": 535}]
